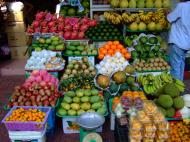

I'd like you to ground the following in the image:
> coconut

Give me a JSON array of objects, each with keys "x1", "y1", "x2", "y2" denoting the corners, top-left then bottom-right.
[{"x1": 65, "y1": 69, "x2": 72, "y2": 74}]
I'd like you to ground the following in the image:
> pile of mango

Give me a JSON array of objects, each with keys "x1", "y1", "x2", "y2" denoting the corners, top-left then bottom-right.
[{"x1": 57, "y1": 89, "x2": 107, "y2": 116}]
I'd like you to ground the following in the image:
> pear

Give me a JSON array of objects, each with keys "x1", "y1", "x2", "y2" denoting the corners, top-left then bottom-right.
[
  {"x1": 155, "y1": 0, "x2": 163, "y2": 8},
  {"x1": 110, "y1": 0, "x2": 120, "y2": 8},
  {"x1": 129, "y1": 22, "x2": 138, "y2": 31},
  {"x1": 163, "y1": 0, "x2": 171, "y2": 8},
  {"x1": 148, "y1": 22, "x2": 156, "y2": 31},
  {"x1": 128, "y1": 0, "x2": 136, "y2": 8},
  {"x1": 156, "y1": 23, "x2": 163, "y2": 31},
  {"x1": 146, "y1": 0, "x2": 154, "y2": 8},
  {"x1": 137, "y1": 0, "x2": 145, "y2": 8},
  {"x1": 120, "y1": 0, "x2": 129, "y2": 8},
  {"x1": 138, "y1": 22, "x2": 147, "y2": 31}
]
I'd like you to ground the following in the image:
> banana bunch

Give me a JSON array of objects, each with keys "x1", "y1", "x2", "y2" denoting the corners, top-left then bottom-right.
[
  {"x1": 159, "y1": 18, "x2": 168, "y2": 27},
  {"x1": 174, "y1": 79, "x2": 185, "y2": 92},
  {"x1": 137, "y1": 73, "x2": 173, "y2": 95},
  {"x1": 103, "y1": 11, "x2": 123, "y2": 25},
  {"x1": 139, "y1": 11, "x2": 153, "y2": 22},
  {"x1": 122, "y1": 13, "x2": 137, "y2": 23}
]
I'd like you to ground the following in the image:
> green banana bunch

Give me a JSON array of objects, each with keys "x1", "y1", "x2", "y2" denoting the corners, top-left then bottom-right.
[{"x1": 174, "y1": 79, "x2": 185, "y2": 92}]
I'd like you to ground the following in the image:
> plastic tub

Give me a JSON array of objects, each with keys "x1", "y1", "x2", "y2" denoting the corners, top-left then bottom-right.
[{"x1": 2, "y1": 106, "x2": 51, "y2": 131}]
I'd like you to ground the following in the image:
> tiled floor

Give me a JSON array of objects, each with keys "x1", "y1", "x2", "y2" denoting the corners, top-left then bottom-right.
[{"x1": 1, "y1": 75, "x2": 190, "y2": 142}]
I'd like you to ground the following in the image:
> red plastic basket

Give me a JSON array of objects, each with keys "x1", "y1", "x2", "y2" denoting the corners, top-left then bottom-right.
[{"x1": 2, "y1": 106, "x2": 51, "y2": 131}]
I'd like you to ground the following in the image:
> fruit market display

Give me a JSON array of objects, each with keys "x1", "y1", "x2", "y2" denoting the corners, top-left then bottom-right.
[
  {"x1": 129, "y1": 101, "x2": 169, "y2": 142},
  {"x1": 25, "y1": 50, "x2": 65, "y2": 70},
  {"x1": 110, "y1": 0, "x2": 171, "y2": 8},
  {"x1": 59, "y1": 0, "x2": 90, "y2": 17},
  {"x1": 104, "y1": 9, "x2": 169, "y2": 31},
  {"x1": 133, "y1": 58, "x2": 170, "y2": 72},
  {"x1": 7, "y1": 70, "x2": 60, "y2": 108},
  {"x1": 128, "y1": 34, "x2": 166, "y2": 60},
  {"x1": 96, "y1": 52, "x2": 129, "y2": 75},
  {"x1": 5, "y1": 108, "x2": 46, "y2": 123},
  {"x1": 27, "y1": 12, "x2": 97, "y2": 39},
  {"x1": 60, "y1": 74, "x2": 95, "y2": 92},
  {"x1": 64, "y1": 41, "x2": 97, "y2": 56},
  {"x1": 98, "y1": 41, "x2": 131, "y2": 60},
  {"x1": 85, "y1": 21, "x2": 123, "y2": 41},
  {"x1": 57, "y1": 89, "x2": 107, "y2": 116},
  {"x1": 167, "y1": 121, "x2": 190, "y2": 142},
  {"x1": 61, "y1": 57, "x2": 97, "y2": 80},
  {"x1": 31, "y1": 35, "x2": 65, "y2": 51},
  {"x1": 153, "y1": 83, "x2": 185, "y2": 118}
]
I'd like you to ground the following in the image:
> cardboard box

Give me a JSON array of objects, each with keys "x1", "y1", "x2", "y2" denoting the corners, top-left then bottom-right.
[
  {"x1": 10, "y1": 46, "x2": 28, "y2": 59},
  {"x1": 7, "y1": 32, "x2": 28, "y2": 47},
  {"x1": 7, "y1": 11, "x2": 24, "y2": 22},
  {"x1": 5, "y1": 22, "x2": 26, "y2": 33}
]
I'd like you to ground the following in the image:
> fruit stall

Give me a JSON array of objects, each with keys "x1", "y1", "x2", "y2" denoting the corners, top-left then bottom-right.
[{"x1": 2, "y1": 0, "x2": 190, "y2": 142}]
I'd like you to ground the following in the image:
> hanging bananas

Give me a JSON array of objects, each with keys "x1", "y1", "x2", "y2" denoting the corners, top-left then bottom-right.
[{"x1": 104, "y1": 11, "x2": 123, "y2": 25}]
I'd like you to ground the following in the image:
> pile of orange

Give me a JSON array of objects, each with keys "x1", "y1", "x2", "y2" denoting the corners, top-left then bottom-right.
[
  {"x1": 5, "y1": 108, "x2": 46, "y2": 123},
  {"x1": 98, "y1": 41, "x2": 131, "y2": 60}
]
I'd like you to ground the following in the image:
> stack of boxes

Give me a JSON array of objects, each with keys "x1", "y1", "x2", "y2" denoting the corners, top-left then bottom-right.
[{"x1": 5, "y1": 11, "x2": 28, "y2": 59}]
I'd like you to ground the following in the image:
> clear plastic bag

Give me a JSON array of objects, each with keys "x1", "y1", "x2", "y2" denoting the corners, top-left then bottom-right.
[
  {"x1": 137, "y1": 110, "x2": 151, "y2": 124},
  {"x1": 157, "y1": 121, "x2": 169, "y2": 131},
  {"x1": 143, "y1": 123, "x2": 157, "y2": 132},
  {"x1": 156, "y1": 131, "x2": 169, "y2": 139},
  {"x1": 143, "y1": 101, "x2": 158, "y2": 116},
  {"x1": 142, "y1": 138, "x2": 154, "y2": 142},
  {"x1": 130, "y1": 130, "x2": 142, "y2": 138},
  {"x1": 130, "y1": 116, "x2": 142, "y2": 131}
]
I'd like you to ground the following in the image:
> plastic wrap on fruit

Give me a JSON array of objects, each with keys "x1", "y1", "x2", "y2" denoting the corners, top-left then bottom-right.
[{"x1": 115, "y1": 103, "x2": 125, "y2": 118}]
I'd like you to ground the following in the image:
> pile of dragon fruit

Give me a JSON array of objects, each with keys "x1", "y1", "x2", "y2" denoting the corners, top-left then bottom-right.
[{"x1": 27, "y1": 11, "x2": 97, "y2": 40}]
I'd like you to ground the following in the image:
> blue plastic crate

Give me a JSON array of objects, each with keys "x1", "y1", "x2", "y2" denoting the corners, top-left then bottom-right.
[{"x1": 46, "y1": 108, "x2": 56, "y2": 135}]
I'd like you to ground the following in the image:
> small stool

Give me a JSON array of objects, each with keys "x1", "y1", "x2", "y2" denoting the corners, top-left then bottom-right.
[{"x1": 8, "y1": 128, "x2": 46, "y2": 142}]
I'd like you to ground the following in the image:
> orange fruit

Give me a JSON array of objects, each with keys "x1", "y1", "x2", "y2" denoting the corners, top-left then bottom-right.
[
  {"x1": 104, "y1": 45, "x2": 110, "y2": 50},
  {"x1": 113, "y1": 41, "x2": 120, "y2": 45},
  {"x1": 98, "y1": 54, "x2": 104, "y2": 60},
  {"x1": 125, "y1": 52, "x2": 131, "y2": 59},
  {"x1": 107, "y1": 41, "x2": 113, "y2": 45},
  {"x1": 110, "y1": 45, "x2": 117, "y2": 50}
]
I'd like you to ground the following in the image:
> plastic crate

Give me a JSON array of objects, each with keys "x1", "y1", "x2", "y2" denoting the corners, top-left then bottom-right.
[{"x1": 2, "y1": 106, "x2": 51, "y2": 131}]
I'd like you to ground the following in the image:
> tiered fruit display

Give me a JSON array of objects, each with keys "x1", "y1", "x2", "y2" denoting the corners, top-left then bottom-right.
[
  {"x1": 61, "y1": 57, "x2": 97, "y2": 80},
  {"x1": 59, "y1": 0, "x2": 90, "y2": 17},
  {"x1": 7, "y1": 70, "x2": 60, "y2": 108},
  {"x1": 137, "y1": 73, "x2": 186, "y2": 95},
  {"x1": 5, "y1": 108, "x2": 46, "y2": 123},
  {"x1": 104, "y1": 9, "x2": 169, "y2": 31},
  {"x1": 133, "y1": 58, "x2": 170, "y2": 72},
  {"x1": 167, "y1": 121, "x2": 190, "y2": 142},
  {"x1": 153, "y1": 83, "x2": 185, "y2": 118},
  {"x1": 85, "y1": 21, "x2": 123, "y2": 41},
  {"x1": 96, "y1": 52, "x2": 129, "y2": 75},
  {"x1": 64, "y1": 41, "x2": 97, "y2": 56},
  {"x1": 129, "y1": 101, "x2": 169, "y2": 142},
  {"x1": 25, "y1": 50, "x2": 65, "y2": 70},
  {"x1": 57, "y1": 89, "x2": 107, "y2": 116},
  {"x1": 31, "y1": 35, "x2": 65, "y2": 51},
  {"x1": 27, "y1": 12, "x2": 97, "y2": 39},
  {"x1": 98, "y1": 41, "x2": 131, "y2": 60},
  {"x1": 129, "y1": 34, "x2": 166, "y2": 60},
  {"x1": 110, "y1": 0, "x2": 171, "y2": 8},
  {"x1": 60, "y1": 74, "x2": 95, "y2": 92}
]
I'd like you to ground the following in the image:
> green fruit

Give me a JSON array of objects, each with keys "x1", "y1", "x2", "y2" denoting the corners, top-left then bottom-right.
[
  {"x1": 112, "y1": 71, "x2": 127, "y2": 84},
  {"x1": 52, "y1": 41, "x2": 59, "y2": 46},
  {"x1": 45, "y1": 39, "x2": 51, "y2": 44},
  {"x1": 139, "y1": 36, "x2": 148, "y2": 44},
  {"x1": 77, "y1": 46, "x2": 84, "y2": 51},
  {"x1": 77, "y1": 109, "x2": 85, "y2": 115},
  {"x1": 84, "y1": 89, "x2": 91, "y2": 96},
  {"x1": 81, "y1": 102, "x2": 91, "y2": 110},
  {"x1": 68, "y1": 109, "x2": 77, "y2": 116},
  {"x1": 61, "y1": 102, "x2": 68, "y2": 108},
  {"x1": 63, "y1": 103, "x2": 71, "y2": 110},
  {"x1": 68, "y1": 8, "x2": 76, "y2": 16},
  {"x1": 157, "y1": 95, "x2": 173, "y2": 109},
  {"x1": 126, "y1": 76, "x2": 135, "y2": 85},
  {"x1": 67, "y1": 46, "x2": 76, "y2": 51},
  {"x1": 65, "y1": 91, "x2": 75, "y2": 97},
  {"x1": 76, "y1": 89, "x2": 84, "y2": 97},
  {"x1": 56, "y1": 44, "x2": 65, "y2": 50},
  {"x1": 81, "y1": 96, "x2": 90, "y2": 103},
  {"x1": 97, "y1": 107, "x2": 106, "y2": 115},
  {"x1": 173, "y1": 96, "x2": 184, "y2": 109},
  {"x1": 57, "y1": 108, "x2": 67, "y2": 116},
  {"x1": 48, "y1": 45, "x2": 55, "y2": 50},
  {"x1": 73, "y1": 97, "x2": 80, "y2": 103},
  {"x1": 38, "y1": 38, "x2": 46, "y2": 44},
  {"x1": 35, "y1": 47, "x2": 42, "y2": 51},
  {"x1": 74, "y1": 51, "x2": 81, "y2": 55},
  {"x1": 64, "y1": 96, "x2": 72, "y2": 103},
  {"x1": 65, "y1": 50, "x2": 73, "y2": 55},
  {"x1": 71, "y1": 103, "x2": 80, "y2": 110},
  {"x1": 92, "y1": 102, "x2": 102, "y2": 110},
  {"x1": 90, "y1": 96, "x2": 101, "y2": 103},
  {"x1": 51, "y1": 36, "x2": 59, "y2": 41},
  {"x1": 91, "y1": 89, "x2": 99, "y2": 96},
  {"x1": 70, "y1": 41, "x2": 80, "y2": 46},
  {"x1": 149, "y1": 37, "x2": 158, "y2": 44}
]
